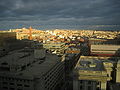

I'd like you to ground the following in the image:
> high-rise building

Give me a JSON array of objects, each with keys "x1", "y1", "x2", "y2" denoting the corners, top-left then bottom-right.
[
  {"x1": 0, "y1": 32, "x2": 16, "y2": 48},
  {"x1": 0, "y1": 48, "x2": 65, "y2": 90},
  {"x1": 0, "y1": 32, "x2": 25, "y2": 56}
]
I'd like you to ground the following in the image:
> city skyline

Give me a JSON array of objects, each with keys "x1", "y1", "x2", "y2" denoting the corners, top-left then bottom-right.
[{"x1": 0, "y1": 29, "x2": 120, "y2": 90}]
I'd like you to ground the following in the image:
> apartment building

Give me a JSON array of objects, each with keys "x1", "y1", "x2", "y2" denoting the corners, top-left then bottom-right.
[
  {"x1": 43, "y1": 42, "x2": 66, "y2": 55},
  {"x1": 0, "y1": 48, "x2": 65, "y2": 90},
  {"x1": 89, "y1": 38, "x2": 120, "y2": 56}
]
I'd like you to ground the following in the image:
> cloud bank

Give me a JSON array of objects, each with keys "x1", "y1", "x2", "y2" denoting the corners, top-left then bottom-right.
[{"x1": 0, "y1": 0, "x2": 120, "y2": 29}]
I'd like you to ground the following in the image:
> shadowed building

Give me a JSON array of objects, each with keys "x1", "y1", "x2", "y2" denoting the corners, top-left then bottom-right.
[
  {"x1": 0, "y1": 32, "x2": 16, "y2": 48},
  {"x1": 0, "y1": 48, "x2": 65, "y2": 90},
  {"x1": 0, "y1": 32, "x2": 25, "y2": 56}
]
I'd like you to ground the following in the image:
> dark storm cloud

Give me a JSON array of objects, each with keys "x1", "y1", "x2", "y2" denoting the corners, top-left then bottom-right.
[{"x1": 0, "y1": 0, "x2": 120, "y2": 24}]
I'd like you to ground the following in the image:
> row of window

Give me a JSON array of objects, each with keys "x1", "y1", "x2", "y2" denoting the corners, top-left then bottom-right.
[
  {"x1": 0, "y1": 77, "x2": 32, "y2": 83},
  {"x1": 79, "y1": 80, "x2": 95, "y2": 85},
  {"x1": 1, "y1": 82, "x2": 30, "y2": 87},
  {"x1": 90, "y1": 41, "x2": 120, "y2": 45},
  {"x1": 44, "y1": 62, "x2": 63, "y2": 80},
  {"x1": 44, "y1": 62, "x2": 64, "y2": 90},
  {"x1": 79, "y1": 80, "x2": 98, "y2": 90},
  {"x1": 1, "y1": 87, "x2": 23, "y2": 90},
  {"x1": 79, "y1": 85, "x2": 93, "y2": 90}
]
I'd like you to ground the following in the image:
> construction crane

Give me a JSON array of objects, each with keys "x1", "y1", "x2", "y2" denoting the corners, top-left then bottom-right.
[{"x1": 29, "y1": 26, "x2": 32, "y2": 40}]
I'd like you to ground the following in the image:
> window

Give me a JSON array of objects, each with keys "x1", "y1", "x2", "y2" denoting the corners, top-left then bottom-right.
[
  {"x1": 88, "y1": 81, "x2": 91, "y2": 85},
  {"x1": 79, "y1": 80, "x2": 83, "y2": 84},
  {"x1": 17, "y1": 88, "x2": 22, "y2": 90},
  {"x1": 10, "y1": 83, "x2": 14, "y2": 85},
  {"x1": 27, "y1": 80, "x2": 30, "y2": 83},
  {"x1": 10, "y1": 88, "x2": 15, "y2": 90},
  {"x1": 88, "y1": 86, "x2": 92, "y2": 90},
  {"x1": 17, "y1": 84, "x2": 22, "y2": 86},
  {"x1": 3, "y1": 82, "x2": 8, "y2": 84},
  {"x1": 24, "y1": 85, "x2": 30, "y2": 87},
  {"x1": 24, "y1": 80, "x2": 26, "y2": 82},
  {"x1": 2, "y1": 87, "x2": 8, "y2": 89},
  {"x1": 79, "y1": 85, "x2": 83, "y2": 90}
]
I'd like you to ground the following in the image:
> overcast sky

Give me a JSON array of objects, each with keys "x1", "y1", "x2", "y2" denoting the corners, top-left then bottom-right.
[{"x1": 0, "y1": 0, "x2": 120, "y2": 29}]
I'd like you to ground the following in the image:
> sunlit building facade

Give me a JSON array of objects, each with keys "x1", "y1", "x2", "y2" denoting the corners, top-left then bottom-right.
[{"x1": 73, "y1": 56, "x2": 117, "y2": 90}]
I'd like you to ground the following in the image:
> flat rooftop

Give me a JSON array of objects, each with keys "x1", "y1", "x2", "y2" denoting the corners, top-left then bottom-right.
[
  {"x1": 0, "y1": 49, "x2": 61, "y2": 79},
  {"x1": 76, "y1": 58, "x2": 105, "y2": 71},
  {"x1": 73, "y1": 56, "x2": 116, "y2": 81},
  {"x1": 75, "y1": 56, "x2": 119, "y2": 71},
  {"x1": 0, "y1": 49, "x2": 35, "y2": 66},
  {"x1": 18, "y1": 53, "x2": 60, "y2": 77}
]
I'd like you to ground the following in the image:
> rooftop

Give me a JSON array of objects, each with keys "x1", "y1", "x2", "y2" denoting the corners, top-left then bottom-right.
[
  {"x1": 73, "y1": 56, "x2": 117, "y2": 81},
  {"x1": 0, "y1": 49, "x2": 61, "y2": 79},
  {"x1": 0, "y1": 49, "x2": 34, "y2": 66},
  {"x1": 75, "y1": 56, "x2": 105, "y2": 71},
  {"x1": 18, "y1": 53, "x2": 60, "y2": 78}
]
